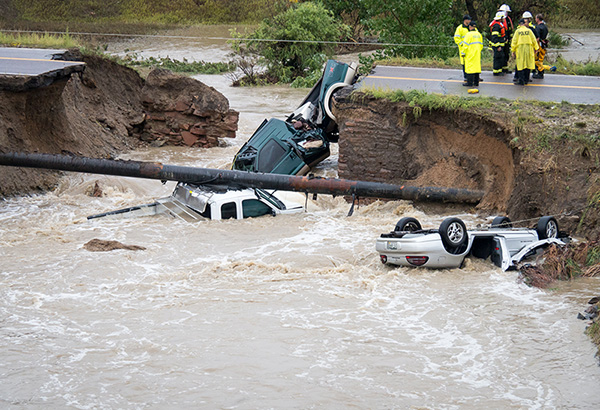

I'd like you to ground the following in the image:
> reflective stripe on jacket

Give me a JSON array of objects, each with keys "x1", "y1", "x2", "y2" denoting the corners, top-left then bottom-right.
[
  {"x1": 502, "y1": 16, "x2": 513, "y2": 36},
  {"x1": 454, "y1": 24, "x2": 470, "y2": 64},
  {"x1": 454, "y1": 24, "x2": 469, "y2": 45},
  {"x1": 463, "y1": 30, "x2": 483, "y2": 74},
  {"x1": 489, "y1": 21, "x2": 505, "y2": 47}
]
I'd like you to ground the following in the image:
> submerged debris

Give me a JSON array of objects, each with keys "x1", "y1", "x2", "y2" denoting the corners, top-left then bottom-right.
[
  {"x1": 578, "y1": 304, "x2": 599, "y2": 321},
  {"x1": 83, "y1": 239, "x2": 146, "y2": 252},
  {"x1": 519, "y1": 241, "x2": 600, "y2": 288},
  {"x1": 89, "y1": 181, "x2": 103, "y2": 197}
]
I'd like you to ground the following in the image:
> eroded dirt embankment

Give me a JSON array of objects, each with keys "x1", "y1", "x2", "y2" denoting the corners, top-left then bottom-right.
[
  {"x1": 334, "y1": 89, "x2": 600, "y2": 240},
  {"x1": 0, "y1": 51, "x2": 238, "y2": 196}
]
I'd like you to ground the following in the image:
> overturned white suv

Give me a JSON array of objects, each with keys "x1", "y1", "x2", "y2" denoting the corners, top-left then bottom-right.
[{"x1": 376, "y1": 216, "x2": 570, "y2": 271}]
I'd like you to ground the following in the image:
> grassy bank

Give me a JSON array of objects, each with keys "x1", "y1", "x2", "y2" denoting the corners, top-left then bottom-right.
[
  {"x1": 5, "y1": 0, "x2": 278, "y2": 25},
  {"x1": 117, "y1": 55, "x2": 236, "y2": 75},
  {"x1": 587, "y1": 320, "x2": 600, "y2": 359},
  {"x1": 549, "y1": 0, "x2": 600, "y2": 29},
  {"x1": 0, "y1": 30, "x2": 79, "y2": 48}
]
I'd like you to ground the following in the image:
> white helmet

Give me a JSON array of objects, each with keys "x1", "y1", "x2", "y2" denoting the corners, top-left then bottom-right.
[
  {"x1": 499, "y1": 4, "x2": 511, "y2": 12},
  {"x1": 522, "y1": 11, "x2": 533, "y2": 19},
  {"x1": 494, "y1": 11, "x2": 504, "y2": 20}
]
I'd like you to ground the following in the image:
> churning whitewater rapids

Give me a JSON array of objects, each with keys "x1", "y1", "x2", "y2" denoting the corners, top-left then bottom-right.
[{"x1": 2, "y1": 28, "x2": 600, "y2": 409}]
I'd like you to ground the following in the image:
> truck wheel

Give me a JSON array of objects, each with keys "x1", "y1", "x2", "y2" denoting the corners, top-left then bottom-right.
[
  {"x1": 537, "y1": 216, "x2": 558, "y2": 239},
  {"x1": 439, "y1": 217, "x2": 468, "y2": 250},
  {"x1": 323, "y1": 82, "x2": 346, "y2": 122},
  {"x1": 491, "y1": 216, "x2": 512, "y2": 228},
  {"x1": 394, "y1": 217, "x2": 422, "y2": 232}
]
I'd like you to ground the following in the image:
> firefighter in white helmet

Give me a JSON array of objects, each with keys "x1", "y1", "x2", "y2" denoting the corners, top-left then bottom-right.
[
  {"x1": 489, "y1": 12, "x2": 507, "y2": 75},
  {"x1": 498, "y1": 4, "x2": 514, "y2": 74},
  {"x1": 512, "y1": 18, "x2": 539, "y2": 85}
]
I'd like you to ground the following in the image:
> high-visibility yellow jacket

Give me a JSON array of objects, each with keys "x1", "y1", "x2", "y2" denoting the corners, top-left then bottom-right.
[
  {"x1": 511, "y1": 25, "x2": 539, "y2": 70},
  {"x1": 462, "y1": 29, "x2": 483, "y2": 74},
  {"x1": 454, "y1": 24, "x2": 470, "y2": 64}
]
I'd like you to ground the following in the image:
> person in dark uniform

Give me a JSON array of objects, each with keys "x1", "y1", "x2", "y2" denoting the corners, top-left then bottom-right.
[{"x1": 533, "y1": 14, "x2": 549, "y2": 78}]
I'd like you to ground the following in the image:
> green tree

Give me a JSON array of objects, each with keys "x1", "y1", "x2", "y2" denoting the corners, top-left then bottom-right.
[
  {"x1": 230, "y1": 1, "x2": 349, "y2": 83},
  {"x1": 453, "y1": 0, "x2": 560, "y2": 27},
  {"x1": 321, "y1": 0, "x2": 368, "y2": 38},
  {"x1": 361, "y1": 0, "x2": 456, "y2": 59}
]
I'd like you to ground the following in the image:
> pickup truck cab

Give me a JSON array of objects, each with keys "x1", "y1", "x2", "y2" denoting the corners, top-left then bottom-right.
[{"x1": 88, "y1": 182, "x2": 304, "y2": 222}]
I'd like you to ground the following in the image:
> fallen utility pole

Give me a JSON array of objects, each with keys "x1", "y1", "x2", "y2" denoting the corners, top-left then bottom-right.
[{"x1": 0, "y1": 152, "x2": 485, "y2": 204}]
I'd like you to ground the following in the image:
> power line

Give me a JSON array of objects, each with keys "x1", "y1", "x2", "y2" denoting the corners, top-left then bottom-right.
[{"x1": 1, "y1": 29, "x2": 457, "y2": 49}]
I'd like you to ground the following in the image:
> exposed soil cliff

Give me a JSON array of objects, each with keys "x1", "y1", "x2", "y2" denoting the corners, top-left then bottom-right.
[
  {"x1": 334, "y1": 88, "x2": 600, "y2": 240},
  {"x1": 0, "y1": 51, "x2": 238, "y2": 196}
]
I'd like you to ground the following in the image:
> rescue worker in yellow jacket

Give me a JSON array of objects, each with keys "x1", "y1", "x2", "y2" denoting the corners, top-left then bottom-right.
[
  {"x1": 461, "y1": 21, "x2": 483, "y2": 87},
  {"x1": 511, "y1": 18, "x2": 539, "y2": 85},
  {"x1": 454, "y1": 15, "x2": 471, "y2": 79}
]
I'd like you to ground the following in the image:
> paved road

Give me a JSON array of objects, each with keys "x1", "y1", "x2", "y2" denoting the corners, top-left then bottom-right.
[
  {"x1": 359, "y1": 65, "x2": 600, "y2": 105},
  {"x1": 0, "y1": 47, "x2": 85, "y2": 91}
]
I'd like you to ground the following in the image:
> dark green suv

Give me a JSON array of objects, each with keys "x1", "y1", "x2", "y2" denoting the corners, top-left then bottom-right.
[{"x1": 232, "y1": 60, "x2": 357, "y2": 176}]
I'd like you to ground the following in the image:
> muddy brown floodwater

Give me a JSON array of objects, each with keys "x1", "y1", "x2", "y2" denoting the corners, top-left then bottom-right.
[
  {"x1": 548, "y1": 30, "x2": 600, "y2": 63},
  {"x1": 1, "y1": 29, "x2": 600, "y2": 409}
]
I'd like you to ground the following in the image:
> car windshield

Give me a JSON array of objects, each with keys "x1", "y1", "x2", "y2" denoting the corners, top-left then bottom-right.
[{"x1": 255, "y1": 189, "x2": 286, "y2": 210}]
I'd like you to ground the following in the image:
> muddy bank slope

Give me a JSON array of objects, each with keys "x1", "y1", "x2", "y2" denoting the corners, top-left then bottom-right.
[
  {"x1": 334, "y1": 89, "x2": 600, "y2": 240},
  {"x1": 0, "y1": 51, "x2": 238, "y2": 196}
]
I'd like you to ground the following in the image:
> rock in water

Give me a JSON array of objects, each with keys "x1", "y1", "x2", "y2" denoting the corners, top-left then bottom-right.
[{"x1": 83, "y1": 239, "x2": 146, "y2": 252}]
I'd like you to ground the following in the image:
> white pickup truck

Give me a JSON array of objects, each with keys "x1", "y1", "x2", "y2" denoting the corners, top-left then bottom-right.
[{"x1": 88, "y1": 182, "x2": 304, "y2": 222}]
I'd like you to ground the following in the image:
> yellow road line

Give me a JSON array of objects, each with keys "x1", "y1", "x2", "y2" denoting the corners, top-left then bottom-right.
[
  {"x1": 368, "y1": 75, "x2": 600, "y2": 91},
  {"x1": 0, "y1": 56, "x2": 84, "y2": 64}
]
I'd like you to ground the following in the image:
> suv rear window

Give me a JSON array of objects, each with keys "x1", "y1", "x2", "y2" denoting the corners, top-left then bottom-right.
[{"x1": 257, "y1": 140, "x2": 286, "y2": 173}]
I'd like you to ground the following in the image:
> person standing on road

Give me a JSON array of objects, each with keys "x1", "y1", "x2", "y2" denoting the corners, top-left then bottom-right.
[
  {"x1": 454, "y1": 15, "x2": 471, "y2": 80},
  {"x1": 521, "y1": 11, "x2": 539, "y2": 82},
  {"x1": 522, "y1": 11, "x2": 538, "y2": 38},
  {"x1": 462, "y1": 21, "x2": 483, "y2": 88},
  {"x1": 498, "y1": 4, "x2": 513, "y2": 74},
  {"x1": 533, "y1": 14, "x2": 549, "y2": 78},
  {"x1": 489, "y1": 12, "x2": 507, "y2": 76},
  {"x1": 512, "y1": 18, "x2": 539, "y2": 85}
]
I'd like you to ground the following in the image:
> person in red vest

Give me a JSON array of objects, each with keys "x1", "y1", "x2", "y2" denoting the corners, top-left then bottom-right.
[
  {"x1": 498, "y1": 4, "x2": 513, "y2": 74},
  {"x1": 489, "y1": 12, "x2": 507, "y2": 76}
]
